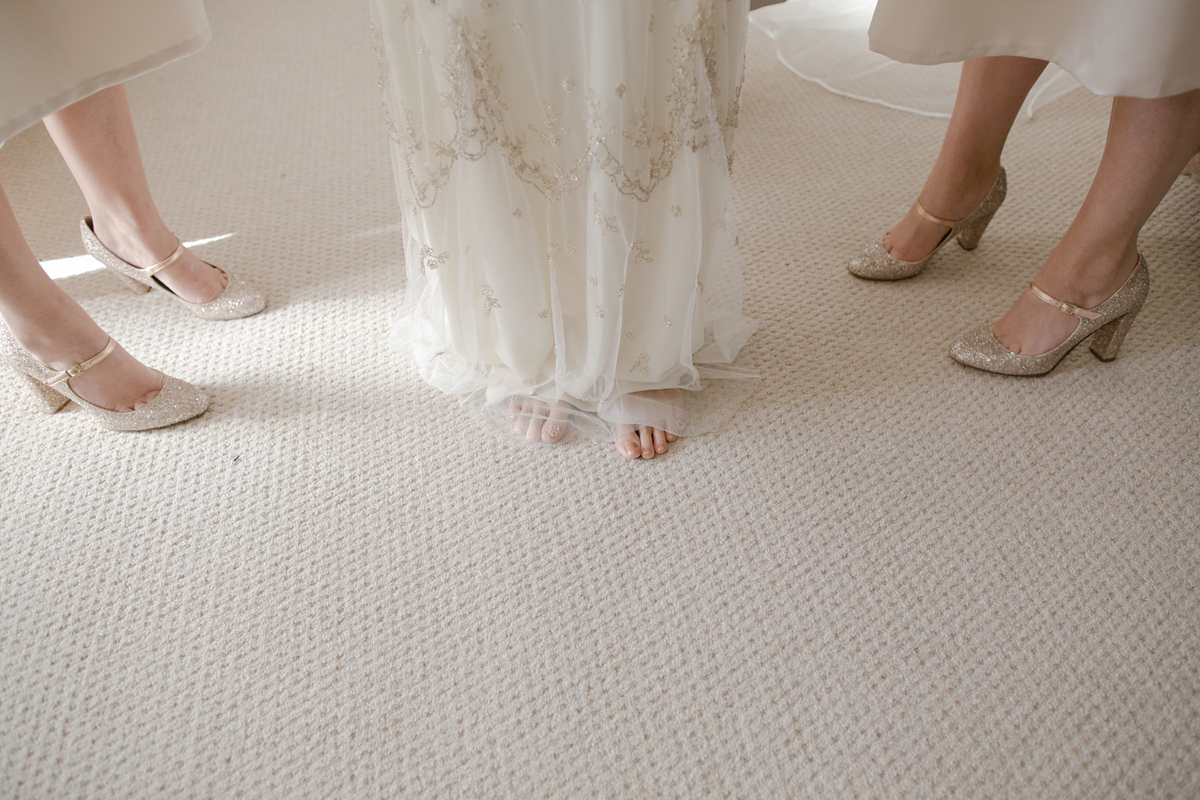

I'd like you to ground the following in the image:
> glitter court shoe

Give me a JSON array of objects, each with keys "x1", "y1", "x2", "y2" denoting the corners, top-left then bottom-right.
[
  {"x1": 849, "y1": 167, "x2": 1007, "y2": 280},
  {"x1": 0, "y1": 324, "x2": 208, "y2": 431},
  {"x1": 81, "y1": 216, "x2": 266, "y2": 320},
  {"x1": 950, "y1": 254, "x2": 1149, "y2": 376}
]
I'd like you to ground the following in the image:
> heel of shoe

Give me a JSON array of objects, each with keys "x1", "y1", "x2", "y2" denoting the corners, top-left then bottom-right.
[
  {"x1": 955, "y1": 167, "x2": 1006, "y2": 251},
  {"x1": 956, "y1": 205, "x2": 998, "y2": 251},
  {"x1": 108, "y1": 267, "x2": 152, "y2": 294},
  {"x1": 15, "y1": 370, "x2": 70, "y2": 413},
  {"x1": 1089, "y1": 311, "x2": 1139, "y2": 362}
]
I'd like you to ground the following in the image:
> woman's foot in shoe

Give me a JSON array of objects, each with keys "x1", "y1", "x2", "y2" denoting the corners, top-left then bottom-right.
[
  {"x1": 8, "y1": 295, "x2": 163, "y2": 411},
  {"x1": 881, "y1": 164, "x2": 1002, "y2": 262},
  {"x1": 91, "y1": 216, "x2": 228, "y2": 304},
  {"x1": 991, "y1": 245, "x2": 1142, "y2": 356},
  {"x1": 614, "y1": 389, "x2": 684, "y2": 460}
]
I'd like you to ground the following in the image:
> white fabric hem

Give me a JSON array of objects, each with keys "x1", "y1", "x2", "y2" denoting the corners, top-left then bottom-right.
[{"x1": 0, "y1": 27, "x2": 211, "y2": 144}]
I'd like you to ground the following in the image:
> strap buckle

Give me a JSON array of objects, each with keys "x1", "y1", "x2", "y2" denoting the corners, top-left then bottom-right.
[
  {"x1": 1028, "y1": 282, "x2": 1101, "y2": 320},
  {"x1": 1056, "y1": 300, "x2": 1078, "y2": 316}
]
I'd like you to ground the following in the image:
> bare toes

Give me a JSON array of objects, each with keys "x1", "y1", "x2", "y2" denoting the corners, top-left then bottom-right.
[
  {"x1": 638, "y1": 426, "x2": 654, "y2": 459},
  {"x1": 514, "y1": 399, "x2": 535, "y2": 435},
  {"x1": 542, "y1": 403, "x2": 568, "y2": 443},
  {"x1": 526, "y1": 407, "x2": 546, "y2": 442},
  {"x1": 615, "y1": 425, "x2": 641, "y2": 459}
]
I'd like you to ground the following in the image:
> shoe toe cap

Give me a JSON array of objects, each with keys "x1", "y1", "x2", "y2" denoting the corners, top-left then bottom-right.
[
  {"x1": 196, "y1": 271, "x2": 267, "y2": 320},
  {"x1": 950, "y1": 327, "x2": 1035, "y2": 375},
  {"x1": 848, "y1": 241, "x2": 923, "y2": 280},
  {"x1": 952, "y1": 327, "x2": 1013, "y2": 368}
]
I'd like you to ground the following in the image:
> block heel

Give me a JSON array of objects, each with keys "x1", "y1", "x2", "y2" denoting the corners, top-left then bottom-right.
[
  {"x1": 955, "y1": 202, "x2": 1000, "y2": 251},
  {"x1": 1089, "y1": 310, "x2": 1139, "y2": 362},
  {"x1": 15, "y1": 369, "x2": 72, "y2": 413}
]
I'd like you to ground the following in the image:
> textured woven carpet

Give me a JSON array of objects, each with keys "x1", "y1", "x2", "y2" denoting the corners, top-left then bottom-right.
[{"x1": 2, "y1": 2, "x2": 1198, "y2": 797}]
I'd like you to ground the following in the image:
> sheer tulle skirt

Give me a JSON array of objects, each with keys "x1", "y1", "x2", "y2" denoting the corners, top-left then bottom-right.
[
  {"x1": 370, "y1": 0, "x2": 757, "y2": 441},
  {"x1": 751, "y1": 0, "x2": 1079, "y2": 119}
]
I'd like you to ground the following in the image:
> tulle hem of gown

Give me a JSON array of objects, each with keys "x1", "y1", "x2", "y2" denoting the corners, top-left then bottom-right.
[
  {"x1": 750, "y1": 0, "x2": 1080, "y2": 119},
  {"x1": 391, "y1": 311, "x2": 760, "y2": 444}
]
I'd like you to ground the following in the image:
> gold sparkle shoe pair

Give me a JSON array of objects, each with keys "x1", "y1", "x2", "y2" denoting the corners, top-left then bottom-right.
[
  {"x1": 82, "y1": 216, "x2": 266, "y2": 320},
  {"x1": 0, "y1": 324, "x2": 208, "y2": 431},
  {"x1": 849, "y1": 167, "x2": 1007, "y2": 280},
  {"x1": 950, "y1": 254, "x2": 1149, "y2": 376}
]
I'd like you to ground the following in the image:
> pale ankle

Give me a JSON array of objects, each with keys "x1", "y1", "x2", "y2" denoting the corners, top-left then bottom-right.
[
  {"x1": 1036, "y1": 246, "x2": 1139, "y2": 308},
  {"x1": 91, "y1": 211, "x2": 177, "y2": 268},
  {"x1": 4, "y1": 297, "x2": 108, "y2": 369},
  {"x1": 921, "y1": 161, "x2": 999, "y2": 219}
]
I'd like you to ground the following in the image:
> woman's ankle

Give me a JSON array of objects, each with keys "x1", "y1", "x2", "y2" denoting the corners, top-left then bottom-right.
[
  {"x1": 2, "y1": 293, "x2": 108, "y2": 368},
  {"x1": 920, "y1": 159, "x2": 1000, "y2": 220},
  {"x1": 90, "y1": 207, "x2": 177, "y2": 268},
  {"x1": 1035, "y1": 241, "x2": 1140, "y2": 308}
]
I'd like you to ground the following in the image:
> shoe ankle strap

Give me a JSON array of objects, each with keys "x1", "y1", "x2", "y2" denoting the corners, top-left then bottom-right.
[
  {"x1": 914, "y1": 197, "x2": 957, "y2": 229},
  {"x1": 144, "y1": 236, "x2": 185, "y2": 276},
  {"x1": 44, "y1": 338, "x2": 117, "y2": 387},
  {"x1": 1028, "y1": 282, "x2": 1101, "y2": 320}
]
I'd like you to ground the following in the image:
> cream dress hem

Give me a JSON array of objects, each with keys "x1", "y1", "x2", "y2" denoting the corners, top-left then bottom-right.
[
  {"x1": 0, "y1": 1, "x2": 210, "y2": 143},
  {"x1": 868, "y1": 0, "x2": 1200, "y2": 99}
]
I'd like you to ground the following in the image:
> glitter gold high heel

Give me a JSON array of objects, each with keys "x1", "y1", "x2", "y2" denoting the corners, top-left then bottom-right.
[
  {"x1": 1185, "y1": 151, "x2": 1200, "y2": 184},
  {"x1": 950, "y1": 254, "x2": 1149, "y2": 376},
  {"x1": 0, "y1": 324, "x2": 208, "y2": 431},
  {"x1": 849, "y1": 167, "x2": 1007, "y2": 281},
  {"x1": 81, "y1": 216, "x2": 266, "y2": 320}
]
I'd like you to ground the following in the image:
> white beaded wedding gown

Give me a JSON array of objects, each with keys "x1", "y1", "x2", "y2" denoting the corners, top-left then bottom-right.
[{"x1": 369, "y1": 0, "x2": 758, "y2": 442}]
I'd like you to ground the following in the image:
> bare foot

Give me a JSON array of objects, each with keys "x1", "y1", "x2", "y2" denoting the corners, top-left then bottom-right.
[
  {"x1": 881, "y1": 167, "x2": 1000, "y2": 262},
  {"x1": 508, "y1": 396, "x2": 572, "y2": 443},
  {"x1": 10, "y1": 295, "x2": 163, "y2": 412},
  {"x1": 94, "y1": 220, "x2": 228, "y2": 304},
  {"x1": 991, "y1": 249, "x2": 1140, "y2": 356},
  {"x1": 614, "y1": 388, "x2": 683, "y2": 460}
]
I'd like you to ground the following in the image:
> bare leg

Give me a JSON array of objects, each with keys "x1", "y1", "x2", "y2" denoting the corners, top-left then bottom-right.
[
  {"x1": 42, "y1": 85, "x2": 227, "y2": 303},
  {"x1": 0, "y1": 184, "x2": 162, "y2": 411},
  {"x1": 883, "y1": 56, "x2": 1047, "y2": 262},
  {"x1": 992, "y1": 89, "x2": 1200, "y2": 355}
]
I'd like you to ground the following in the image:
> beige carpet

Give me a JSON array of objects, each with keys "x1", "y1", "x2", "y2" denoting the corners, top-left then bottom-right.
[{"x1": 2, "y1": 2, "x2": 1198, "y2": 797}]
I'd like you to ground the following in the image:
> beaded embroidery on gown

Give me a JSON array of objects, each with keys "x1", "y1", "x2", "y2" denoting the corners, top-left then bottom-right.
[{"x1": 370, "y1": 0, "x2": 758, "y2": 441}]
